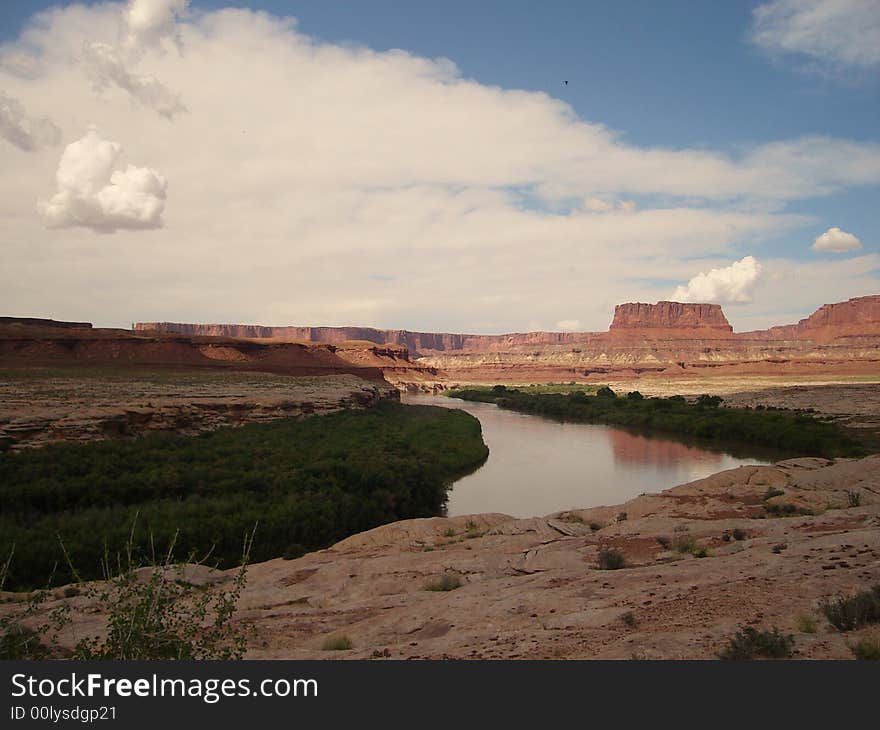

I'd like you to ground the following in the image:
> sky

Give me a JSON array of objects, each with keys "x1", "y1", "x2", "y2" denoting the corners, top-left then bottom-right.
[{"x1": 1, "y1": 0, "x2": 878, "y2": 333}]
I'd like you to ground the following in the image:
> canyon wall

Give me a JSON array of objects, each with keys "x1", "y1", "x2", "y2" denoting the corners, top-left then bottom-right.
[{"x1": 133, "y1": 295, "x2": 880, "y2": 384}]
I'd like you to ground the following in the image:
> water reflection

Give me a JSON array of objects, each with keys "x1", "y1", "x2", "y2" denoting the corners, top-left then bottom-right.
[{"x1": 403, "y1": 394, "x2": 771, "y2": 518}]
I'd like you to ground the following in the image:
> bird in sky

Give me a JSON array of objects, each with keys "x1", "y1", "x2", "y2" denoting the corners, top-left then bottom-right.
[{"x1": 563, "y1": 80, "x2": 568, "y2": 86}]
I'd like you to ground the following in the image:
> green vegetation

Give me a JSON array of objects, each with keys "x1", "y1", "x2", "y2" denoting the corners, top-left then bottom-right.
[
  {"x1": 717, "y1": 627, "x2": 795, "y2": 660},
  {"x1": 821, "y1": 585, "x2": 880, "y2": 632},
  {"x1": 0, "y1": 530, "x2": 252, "y2": 660},
  {"x1": 621, "y1": 611, "x2": 637, "y2": 627},
  {"x1": 0, "y1": 403, "x2": 488, "y2": 590},
  {"x1": 321, "y1": 635, "x2": 353, "y2": 651},
  {"x1": 596, "y1": 548, "x2": 626, "y2": 570},
  {"x1": 795, "y1": 612, "x2": 818, "y2": 634},
  {"x1": 448, "y1": 386, "x2": 866, "y2": 459},
  {"x1": 424, "y1": 573, "x2": 463, "y2": 592},
  {"x1": 850, "y1": 638, "x2": 880, "y2": 660}
]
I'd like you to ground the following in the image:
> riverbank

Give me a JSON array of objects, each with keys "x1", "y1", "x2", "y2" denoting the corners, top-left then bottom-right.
[{"x1": 12, "y1": 453, "x2": 879, "y2": 659}]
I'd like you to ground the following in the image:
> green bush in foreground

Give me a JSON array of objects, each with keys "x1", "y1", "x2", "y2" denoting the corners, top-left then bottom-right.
[
  {"x1": 850, "y1": 638, "x2": 880, "y2": 660},
  {"x1": 0, "y1": 528, "x2": 252, "y2": 660},
  {"x1": 821, "y1": 585, "x2": 880, "y2": 632},
  {"x1": 424, "y1": 574, "x2": 463, "y2": 591},
  {"x1": 596, "y1": 548, "x2": 626, "y2": 570},
  {"x1": 321, "y1": 635, "x2": 353, "y2": 651},
  {"x1": 717, "y1": 627, "x2": 795, "y2": 660}
]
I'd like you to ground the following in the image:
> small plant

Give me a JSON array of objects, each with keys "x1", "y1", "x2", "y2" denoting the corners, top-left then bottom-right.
[
  {"x1": 465, "y1": 520, "x2": 478, "y2": 531},
  {"x1": 763, "y1": 487, "x2": 786, "y2": 501},
  {"x1": 655, "y1": 536, "x2": 671, "y2": 549},
  {"x1": 589, "y1": 521, "x2": 604, "y2": 532},
  {"x1": 732, "y1": 528, "x2": 747, "y2": 541},
  {"x1": 616, "y1": 512, "x2": 628, "y2": 522},
  {"x1": 424, "y1": 573, "x2": 462, "y2": 592},
  {"x1": 62, "y1": 586, "x2": 80, "y2": 598},
  {"x1": 561, "y1": 513, "x2": 585, "y2": 524},
  {"x1": 772, "y1": 543, "x2": 788, "y2": 554},
  {"x1": 846, "y1": 490, "x2": 862, "y2": 507},
  {"x1": 621, "y1": 611, "x2": 637, "y2": 627},
  {"x1": 795, "y1": 612, "x2": 818, "y2": 634},
  {"x1": 321, "y1": 635, "x2": 353, "y2": 651},
  {"x1": 442, "y1": 528, "x2": 457, "y2": 538},
  {"x1": 692, "y1": 547, "x2": 710, "y2": 559},
  {"x1": 596, "y1": 548, "x2": 626, "y2": 570},
  {"x1": 765, "y1": 502, "x2": 813, "y2": 517},
  {"x1": 717, "y1": 627, "x2": 795, "y2": 660},
  {"x1": 850, "y1": 637, "x2": 880, "y2": 660},
  {"x1": 673, "y1": 524, "x2": 689, "y2": 533},
  {"x1": 672, "y1": 535, "x2": 698, "y2": 554},
  {"x1": 821, "y1": 585, "x2": 880, "y2": 632}
]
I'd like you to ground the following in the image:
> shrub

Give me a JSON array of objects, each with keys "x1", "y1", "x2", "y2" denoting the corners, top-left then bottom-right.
[
  {"x1": 717, "y1": 627, "x2": 795, "y2": 660},
  {"x1": 588, "y1": 521, "x2": 604, "y2": 532},
  {"x1": 621, "y1": 611, "x2": 636, "y2": 627},
  {"x1": 821, "y1": 585, "x2": 880, "y2": 632},
  {"x1": 696, "y1": 394, "x2": 723, "y2": 408},
  {"x1": 732, "y1": 528, "x2": 747, "y2": 541},
  {"x1": 322, "y1": 635, "x2": 353, "y2": 651},
  {"x1": 795, "y1": 613, "x2": 818, "y2": 634},
  {"x1": 655, "y1": 536, "x2": 671, "y2": 549},
  {"x1": 772, "y1": 543, "x2": 788, "y2": 554},
  {"x1": 672, "y1": 535, "x2": 698, "y2": 554},
  {"x1": 595, "y1": 386, "x2": 616, "y2": 398},
  {"x1": 850, "y1": 638, "x2": 880, "y2": 660},
  {"x1": 763, "y1": 487, "x2": 786, "y2": 500},
  {"x1": 596, "y1": 548, "x2": 626, "y2": 570},
  {"x1": 846, "y1": 490, "x2": 862, "y2": 507},
  {"x1": 765, "y1": 502, "x2": 813, "y2": 517},
  {"x1": 626, "y1": 391, "x2": 644, "y2": 401},
  {"x1": 424, "y1": 574, "x2": 462, "y2": 592}
]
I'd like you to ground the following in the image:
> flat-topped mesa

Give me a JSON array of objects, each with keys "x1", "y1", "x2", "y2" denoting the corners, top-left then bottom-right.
[
  {"x1": 798, "y1": 295, "x2": 880, "y2": 337},
  {"x1": 0, "y1": 316, "x2": 92, "y2": 330},
  {"x1": 609, "y1": 301, "x2": 733, "y2": 337}
]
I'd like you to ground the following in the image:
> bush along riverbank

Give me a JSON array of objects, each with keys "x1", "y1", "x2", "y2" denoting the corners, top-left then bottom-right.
[
  {"x1": 448, "y1": 386, "x2": 867, "y2": 460},
  {"x1": 0, "y1": 402, "x2": 488, "y2": 590}
]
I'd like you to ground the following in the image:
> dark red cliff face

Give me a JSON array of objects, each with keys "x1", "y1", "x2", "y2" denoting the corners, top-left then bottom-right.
[{"x1": 608, "y1": 302, "x2": 733, "y2": 333}]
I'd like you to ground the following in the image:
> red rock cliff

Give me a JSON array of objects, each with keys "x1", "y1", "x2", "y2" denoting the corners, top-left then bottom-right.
[{"x1": 609, "y1": 302, "x2": 733, "y2": 335}]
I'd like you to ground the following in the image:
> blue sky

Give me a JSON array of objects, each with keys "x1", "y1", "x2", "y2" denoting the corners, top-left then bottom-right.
[{"x1": 0, "y1": 1, "x2": 878, "y2": 331}]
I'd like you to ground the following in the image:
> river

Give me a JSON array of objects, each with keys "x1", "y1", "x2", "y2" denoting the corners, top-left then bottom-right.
[{"x1": 403, "y1": 394, "x2": 773, "y2": 518}]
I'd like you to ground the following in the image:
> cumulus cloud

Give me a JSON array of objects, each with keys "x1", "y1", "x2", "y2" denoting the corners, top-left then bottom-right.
[
  {"x1": 751, "y1": 0, "x2": 880, "y2": 69},
  {"x1": 38, "y1": 129, "x2": 167, "y2": 232},
  {"x1": 82, "y1": 1, "x2": 189, "y2": 118},
  {"x1": 672, "y1": 256, "x2": 764, "y2": 304},
  {"x1": 0, "y1": 91, "x2": 61, "y2": 151},
  {"x1": 82, "y1": 42, "x2": 186, "y2": 119},
  {"x1": 812, "y1": 226, "x2": 862, "y2": 252},
  {"x1": 124, "y1": 0, "x2": 189, "y2": 51}
]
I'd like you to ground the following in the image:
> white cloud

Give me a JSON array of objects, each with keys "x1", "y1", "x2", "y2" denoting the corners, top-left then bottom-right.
[
  {"x1": 38, "y1": 129, "x2": 167, "y2": 232},
  {"x1": 751, "y1": 0, "x2": 880, "y2": 69},
  {"x1": 82, "y1": 42, "x2": 186, "y2": 119},
  {"x1": 0, "y1": 3, "x2": 877, "y2": 332},
  {"x1": 812, "y1": 226, "x2": 862, "y2": 252},
  {"x1": 0, "y1": 91, "x2": 61, "y2": 151},
  {"x1": 555, "y1": 320, "x2": 582, "y2": 332},
  {"x1": 672, "y1": 256, "x2": 765, "y2": 304},
  {"x1": 125, "y1": 0, "x2": 189, "y2": 51},
  {"x1": 80, "y1": 1, "x2": 189, "y2": 118}
]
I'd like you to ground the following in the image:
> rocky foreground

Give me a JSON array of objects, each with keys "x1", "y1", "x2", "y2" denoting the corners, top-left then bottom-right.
[{"x1": 29, "y1": 454, "x2": 880, "y2": 660}]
